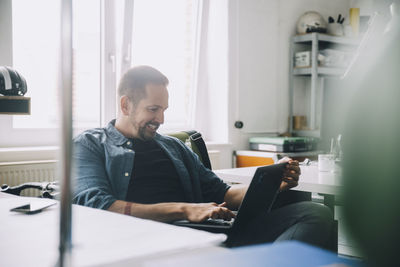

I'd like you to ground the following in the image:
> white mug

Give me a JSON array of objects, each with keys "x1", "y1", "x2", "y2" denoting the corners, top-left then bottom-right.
[{"x1": 318, "y1": 154, "x2": 335, "y2": 172}]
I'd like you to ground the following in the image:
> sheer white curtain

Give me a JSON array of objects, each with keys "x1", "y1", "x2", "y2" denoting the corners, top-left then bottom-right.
[
  {"x1": 120, "y1": 0, "x2": 229, "y2": 142},
  {"x1": 192, "y1": 0, "x2": 229, "y2": 143}
]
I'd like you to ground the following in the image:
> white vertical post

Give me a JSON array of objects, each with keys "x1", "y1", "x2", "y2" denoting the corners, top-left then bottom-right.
[
  {"x1": 120, "y1": 0, "x2": 134, "y2": 76},
  {"x1": 58, "y1": 0, "x2": 73, "y2": 266},
  {"x1": 100, "y1": 0, "x2": 117, "y2": 126},
  {"x1": 310, "y1": 33, "x2": 318, "y2": 130},
  {"x1": 288, "y1": 36, "x2": 294, "y2": 133}
]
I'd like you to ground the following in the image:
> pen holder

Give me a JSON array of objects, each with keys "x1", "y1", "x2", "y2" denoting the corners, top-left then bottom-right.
[{"x1": 327, "y1": 23, "x2": 344, "y2": 36}]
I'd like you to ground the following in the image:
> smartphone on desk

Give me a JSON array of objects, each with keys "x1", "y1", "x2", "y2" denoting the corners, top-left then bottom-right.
[{"x1": 10, "y1": 202, "x2": 56, "y2": 214}]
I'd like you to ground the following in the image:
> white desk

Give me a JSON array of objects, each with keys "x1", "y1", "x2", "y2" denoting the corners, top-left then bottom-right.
[
  {"x1": 215, "y1": 164, "x2": 342, "y2": 196},
  {"x1": 0, "y1": 192, "x2": 226, "y2": 267},
  {"x1": 215, "y1": 164, "x2": 343, "y2": 218}
]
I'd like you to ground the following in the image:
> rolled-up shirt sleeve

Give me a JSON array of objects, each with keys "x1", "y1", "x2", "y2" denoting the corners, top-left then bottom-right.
[
  {"x1": 197, "y1": 163, "x2": 231, "y2": 204},
  {"x1": 72, "y1": 136, "x2": 117, "y2": 210}
]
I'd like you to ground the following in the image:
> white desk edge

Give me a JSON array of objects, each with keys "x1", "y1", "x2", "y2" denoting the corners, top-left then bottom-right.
[{"x1": 214, "y1": 165, "x2": 342, "y2": 196}]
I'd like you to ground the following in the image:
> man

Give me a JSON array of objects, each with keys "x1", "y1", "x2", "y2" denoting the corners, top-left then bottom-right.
[{"x1": 73, "y1": 65, "x2": 334, "y2": 249}]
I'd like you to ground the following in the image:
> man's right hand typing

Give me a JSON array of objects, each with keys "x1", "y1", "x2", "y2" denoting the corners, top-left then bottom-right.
[
  {"x1": 108, "y1": 200, "x2": 236, "y2": 223},
  {"x1": 183, "y1": 202, "x2": 236, "y2": 223}
]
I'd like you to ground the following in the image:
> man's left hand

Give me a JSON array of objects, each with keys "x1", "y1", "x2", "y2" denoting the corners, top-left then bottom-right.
[{"x1": 277, "y1": 157, "x2": 300, "y2": 191}]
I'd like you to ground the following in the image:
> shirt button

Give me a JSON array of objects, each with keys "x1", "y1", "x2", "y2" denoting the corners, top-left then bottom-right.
[
  {"x1": 127, "y1": 141, "x2": 131, "y2": 145},
  {"x1": 125, "y1": 172, "x2": 129, "y2": 176}
]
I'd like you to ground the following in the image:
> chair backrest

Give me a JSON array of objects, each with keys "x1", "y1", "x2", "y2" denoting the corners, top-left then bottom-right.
[{"x1": 166, "y1": 130, "x2": 212, "y2": 170}]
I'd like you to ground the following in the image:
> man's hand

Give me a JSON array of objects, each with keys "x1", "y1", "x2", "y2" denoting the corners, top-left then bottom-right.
[
  {"x1": 109, "y1": 200, "x2": 236, "y2": 223},
  {"x1": 277, "y1": 157, "x2": 301, "y2": 191},
  {"x1": 183, "y1": 202, "x2": 236, "y2": 223}
]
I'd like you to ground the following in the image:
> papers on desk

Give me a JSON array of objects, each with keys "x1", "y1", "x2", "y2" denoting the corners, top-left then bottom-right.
[{"x1": 0, "y1": 193, "x2": 226, "y2": 267}]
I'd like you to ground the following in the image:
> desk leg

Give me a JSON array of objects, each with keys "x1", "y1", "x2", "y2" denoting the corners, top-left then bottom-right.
[
  {"x1": 321, "y1": 194, "x2": 335, "y2": 215},
  {"x1": 323, "y1": 219, "x2": 339, "y2": 253},
  {"x1": 318, "y1": 194, "x2": 338, "y2": 253}
]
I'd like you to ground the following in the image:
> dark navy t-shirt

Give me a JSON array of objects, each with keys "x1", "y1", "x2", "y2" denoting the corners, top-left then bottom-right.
[{"x1": 126, "y1": 138, "x2": 187, "y2": 204}]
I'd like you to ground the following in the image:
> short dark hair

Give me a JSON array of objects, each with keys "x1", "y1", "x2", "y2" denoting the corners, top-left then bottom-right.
[{"x1": 117, "y1": 65, "x2": 169, "y2": 105}]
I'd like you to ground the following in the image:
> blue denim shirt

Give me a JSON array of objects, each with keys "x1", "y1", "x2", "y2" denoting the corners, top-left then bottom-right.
[{"x1": 72, "y1": 120, "x2": 230, "y2": 210}]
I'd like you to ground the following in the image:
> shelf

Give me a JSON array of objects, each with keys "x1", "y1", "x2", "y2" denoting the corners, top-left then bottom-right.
[
  {"x1": 289, "y1": 33, "x2": 358, "y2": 135},
  {"x1": 0, "y1": 96, "x2": 31, "y2": 115},
  {"x1": 293, "y1": 33, "x2": 360, "y2": 46},
  {"x1": 293, "y1": 67, "x2": 345, "y2": 76},
  {"x1": 292, "y1": 129, "x2": 321, "y2": 138}
]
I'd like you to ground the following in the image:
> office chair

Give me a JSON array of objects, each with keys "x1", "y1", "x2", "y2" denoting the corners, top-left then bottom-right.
[{"x1": 167, "y1": 130, "x2": 212, "y2": 170}]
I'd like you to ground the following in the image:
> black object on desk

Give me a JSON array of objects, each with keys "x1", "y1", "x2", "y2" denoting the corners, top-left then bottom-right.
[
  {"x1": 10, "y1": 202, "x2": 56, "y2": 215},
  {"x1": 1, "y1": 182, "x2": 59, "y2": 199}
]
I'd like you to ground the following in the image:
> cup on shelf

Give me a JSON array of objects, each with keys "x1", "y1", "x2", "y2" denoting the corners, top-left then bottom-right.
[
  {"x1": 327, "y1": 23, "x2": 344, "y2": 36},
  {"x1": 318, "y1": 154, "x2": 335, "y2": 172},
  {"x1": 349, "y1": 8, "x2": 360, "y2": 36},
  {"x1": 292, "y1": 115, "x2": 307, "y2": 130}
]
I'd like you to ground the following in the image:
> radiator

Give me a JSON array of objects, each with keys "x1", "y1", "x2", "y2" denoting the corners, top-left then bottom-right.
[{"x1": 0, "y1": 161, "x2": 57, "y2": 197}]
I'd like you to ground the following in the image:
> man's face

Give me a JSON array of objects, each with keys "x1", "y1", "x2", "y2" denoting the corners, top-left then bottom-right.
[{"x1": 128, "y1": 83, "x2": 169, "y2": 140}]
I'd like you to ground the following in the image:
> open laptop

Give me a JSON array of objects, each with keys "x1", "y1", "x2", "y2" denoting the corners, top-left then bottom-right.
[{"x1": 172, "y1": 163, "x2": 286, "y2": 246}]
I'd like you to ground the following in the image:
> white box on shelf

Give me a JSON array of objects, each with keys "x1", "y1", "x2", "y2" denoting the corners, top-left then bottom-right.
[{"x1": 295, "y1": 51, "x2": 311, "y2": 67}]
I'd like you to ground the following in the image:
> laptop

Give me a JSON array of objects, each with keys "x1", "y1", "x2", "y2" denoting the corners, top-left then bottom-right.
[{"x1": 172, "y1": 163, "x2": 286, "y2": 246}]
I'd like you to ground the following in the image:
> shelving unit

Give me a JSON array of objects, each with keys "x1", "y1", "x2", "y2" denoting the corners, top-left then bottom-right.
[
  {"x1": 293, "y1": 66, "x2": 345, "y2": 76},
  {"x1": 289, "y1": 33, "x2": 359, "y2": 137},
  {"x1": 0, "y1": 96, "x2": 31, "y2": 115}
]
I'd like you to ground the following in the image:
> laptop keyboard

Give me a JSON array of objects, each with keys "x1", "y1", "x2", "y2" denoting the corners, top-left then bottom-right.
[{"x1": 203, "y1": 218, "x2": 234, "y2": 226}]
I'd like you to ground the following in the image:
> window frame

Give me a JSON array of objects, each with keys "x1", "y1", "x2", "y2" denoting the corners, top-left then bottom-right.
[
  {"x1": 0, "y1": 0, "x2": 119, "y2": 148},
  {"x1": 1, "y1": 0, "x2": 207, "y2": 148}
]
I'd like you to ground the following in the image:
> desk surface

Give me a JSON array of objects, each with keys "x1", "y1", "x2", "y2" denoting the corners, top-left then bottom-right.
[
  {"x1": 1, "y1": 180, "x2": 355, "y2": 267},
  {"x1": 0, "y1": 192, "x2": 226, "y2": 267},
  {"x1": 215, "y1": 164, "x2": 342, "y2": 195}
]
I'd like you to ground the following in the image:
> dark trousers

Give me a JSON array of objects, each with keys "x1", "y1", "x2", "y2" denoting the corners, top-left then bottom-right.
[{"x1": 227, "y1": 201, "x2": 335, "y2": 251}]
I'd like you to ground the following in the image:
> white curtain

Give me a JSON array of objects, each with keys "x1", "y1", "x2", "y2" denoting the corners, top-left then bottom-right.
[
  {"x1": 119, "y1": 0, "x2": 229, "y2": 142},
  {"x1": 192, "y1": 0, "x2": 229, "y2": 143}
]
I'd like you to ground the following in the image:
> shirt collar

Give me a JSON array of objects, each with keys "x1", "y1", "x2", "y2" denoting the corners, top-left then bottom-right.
[{"x1": 105, "y1": 119, "x2": 129, "y2": 146}]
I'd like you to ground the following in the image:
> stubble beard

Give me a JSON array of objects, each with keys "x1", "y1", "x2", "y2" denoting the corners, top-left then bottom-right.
[
  {"x1": 138, "y1": 124, "x2": 156, "y2": 141},
  {"x1": 129, "y1": 109, "x2": 158, "y2": 141}
]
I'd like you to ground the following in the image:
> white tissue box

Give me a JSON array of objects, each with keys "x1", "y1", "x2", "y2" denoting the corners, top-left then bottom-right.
[{"x1": 295, "y1": 51, "x2": 311, "y2": 67}]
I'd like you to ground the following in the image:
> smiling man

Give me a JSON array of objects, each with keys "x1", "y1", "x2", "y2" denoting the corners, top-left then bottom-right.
[{"x1": 73, "y1": 65, "x2": 334, "y2": 249}]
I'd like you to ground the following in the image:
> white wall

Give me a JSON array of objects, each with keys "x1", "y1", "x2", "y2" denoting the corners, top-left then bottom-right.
[
  {"x1": 275, "y1": 0, "x2": 351, "y2": 129},
  {"x1": 218, "y1": 0, "x2": 352, "y2": 169}
]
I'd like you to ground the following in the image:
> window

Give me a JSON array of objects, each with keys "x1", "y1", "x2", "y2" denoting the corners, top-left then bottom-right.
[
  {"x1": 127, "y1": 0, "x2": 199, "y2": 131},
  {"x1": 11, "y1": 0, "x2": 101, "y2": 130},
  {"x1": 12, "y1": 0, "x2": 61, "y2": 129},
  {"x1": 2, "y1": 0, "x2": 225, "y2": 148}
]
